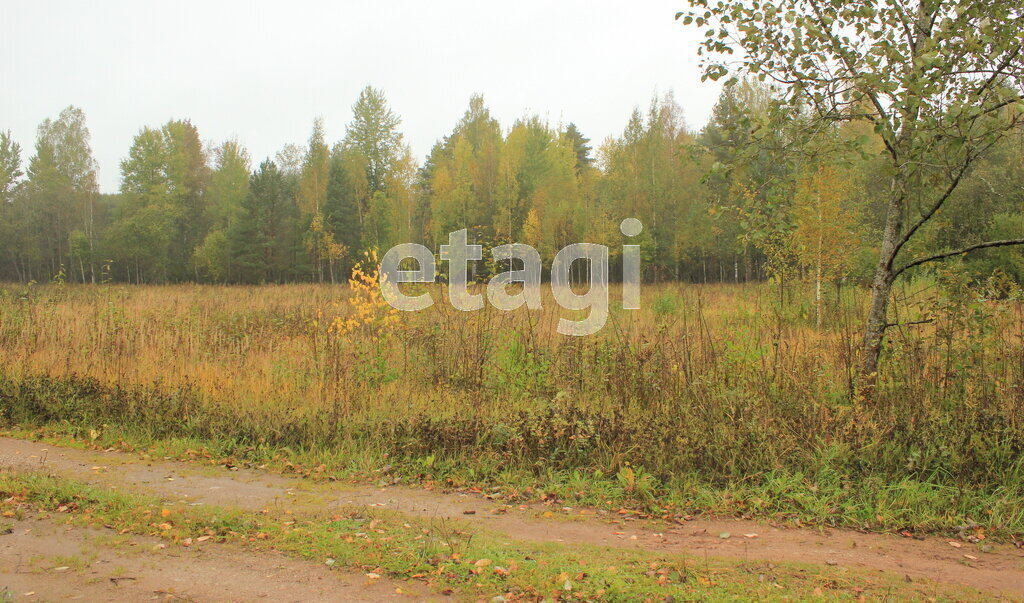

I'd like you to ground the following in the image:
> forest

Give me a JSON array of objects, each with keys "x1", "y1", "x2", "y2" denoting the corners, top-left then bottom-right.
[{"x1": 1, "y1": 82, "x2": 1021, "y2": 292}]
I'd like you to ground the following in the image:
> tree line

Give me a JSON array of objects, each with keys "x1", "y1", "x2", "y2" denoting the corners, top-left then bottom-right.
[{"x1": 0, "y1": 83, "x2": 1021, "y2": 290}]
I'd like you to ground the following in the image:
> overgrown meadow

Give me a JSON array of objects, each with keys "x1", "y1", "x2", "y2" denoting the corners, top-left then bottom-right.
[{"x1": 2, "y1": 269, "x2": 1023, "y2": 537}]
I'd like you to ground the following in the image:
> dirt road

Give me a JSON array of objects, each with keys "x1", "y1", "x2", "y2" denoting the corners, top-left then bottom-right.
[
  {"x1": 0, "y1": 512, "x2": 427, "y2": 601},
  {"x1": 1, "y1": 436, "x2": 1022, "y2": 600}
]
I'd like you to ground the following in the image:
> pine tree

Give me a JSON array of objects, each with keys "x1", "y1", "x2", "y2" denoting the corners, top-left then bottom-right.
[
  {"x1": 0, "y1": 130, "x2": 23, "y2": 205},
  {"x1": 323, "y1": 154, "x2": 362, "y2": 277},
  {"x1": 562, "y1": 122, "x2": 592, "y2": 174},
  {"x1": 228, "y1": 160, "x2": 285, "y2": 283},
  {"x1": 343, "y1": 86, "x2": 403, "y2": 195},
  {"x1": 0, "y1": 131, "x2": 23, "y2": 281}
]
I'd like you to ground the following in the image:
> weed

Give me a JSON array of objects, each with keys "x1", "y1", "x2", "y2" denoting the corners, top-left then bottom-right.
[{"x1": 0, "y1": 281, "x2": 1022, "y2": 537}]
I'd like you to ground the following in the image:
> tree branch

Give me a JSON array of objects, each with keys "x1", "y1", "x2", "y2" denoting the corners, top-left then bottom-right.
[
  {"x1": 882, "y1": 318, "x2": 934, "y2": 331},
  {"x1": 887, "y1": 161, "x2": 971, "y2": 268},
  {"x1": 974, "y1": 45, "x2": 1022, "y2": 99},
  {"x1": 887, "y1": 130, "x2": 1010, "y2": 269},
  {"x1": 893, "y1": 238, "x2": 1024, "y2": 279},
  {"x1": 806, "y1": 0, "x2": 900, "y2": 162}
]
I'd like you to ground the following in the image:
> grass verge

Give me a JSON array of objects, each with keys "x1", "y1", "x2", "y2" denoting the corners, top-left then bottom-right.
[
  {"x1": 6, "y1": 421, "x2": 1023, "y2": 544},
  {"x1": 0, "y1": 470, "x2": 989, "y2": 601}
]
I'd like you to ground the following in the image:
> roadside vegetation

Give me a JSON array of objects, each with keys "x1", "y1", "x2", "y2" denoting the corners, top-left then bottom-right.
[
  {"x1": 2, "y1": 277, "x2": 1022, "y2": 540},
  {"x1": 0, "y1": 471, "x2": 991, "y2": 600}
]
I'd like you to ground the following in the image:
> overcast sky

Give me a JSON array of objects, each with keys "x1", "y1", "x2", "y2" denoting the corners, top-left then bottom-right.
[{"x1": 1, "y1": 0, "x2": 720, "y2": 193}]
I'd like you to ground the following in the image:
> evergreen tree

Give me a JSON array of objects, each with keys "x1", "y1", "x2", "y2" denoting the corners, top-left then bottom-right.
[
  {"x1": 0, "y1": 130, "x2": 24, "y2": 205},
  {"x1": 323, "y1": 154, "x2": 362, "y2": 276},
  {"x1": 228, "y1": 160, "x2": 285, "y2": 283},
  {"x1": 563, "y1": 122, "x2": 592, "y2": 174},
  {"x1": 0, "y1": 131, "x2": 24, "y2": 281},
  {"x1": 343, "y1": 86, "x2": 404, "y2": 195}
]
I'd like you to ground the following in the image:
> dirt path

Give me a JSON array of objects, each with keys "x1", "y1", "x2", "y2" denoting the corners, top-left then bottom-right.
[
  {"x1": 2, "y1": 436, "x2": 1023, "y2": 599},
  {"x1": 0, "y1": 511, "x2": 432, "y2": 602}
]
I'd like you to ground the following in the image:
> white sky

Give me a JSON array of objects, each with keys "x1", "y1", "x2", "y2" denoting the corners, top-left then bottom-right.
[{"x1": 0, "y1": 0, "x2": 720, "y2": 193}]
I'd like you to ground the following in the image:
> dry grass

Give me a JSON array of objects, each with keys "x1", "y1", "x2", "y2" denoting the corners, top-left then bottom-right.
[{"x1": 1, "y1": 275, "x2": 1024, "y2": 534}]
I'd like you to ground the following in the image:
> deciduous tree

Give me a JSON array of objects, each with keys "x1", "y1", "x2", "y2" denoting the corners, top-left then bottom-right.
[{"x1": 679, "y1": 0, "x2": 1024, "y2": 381}]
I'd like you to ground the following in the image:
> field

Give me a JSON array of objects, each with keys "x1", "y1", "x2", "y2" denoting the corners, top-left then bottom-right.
[
  {"x1": 2, "y1": 275, "x2": 1023, "y2": 536},
  {"x1": 2, "y1": 278, "x2": 1024, "y2": 599}
]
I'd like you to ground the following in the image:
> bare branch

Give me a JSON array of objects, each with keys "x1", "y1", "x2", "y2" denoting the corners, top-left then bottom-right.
[
  {"x1": 887, "y1": 160, "x2": 971, "y2": 268},
  {"x1": 894, "y1": 238, "x2": 1024, "y2": 279},
  {"x1": 888, "y1": 128, "x2": 1011, "y2": 268},
  {"x1": 882, "y1": 318, "x2": 934, "y2": 331}
]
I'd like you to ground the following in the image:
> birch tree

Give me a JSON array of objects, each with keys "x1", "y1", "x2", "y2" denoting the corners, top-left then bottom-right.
[{"x1": 679, "y1": 0, "x2": 1024, "y2": 382}]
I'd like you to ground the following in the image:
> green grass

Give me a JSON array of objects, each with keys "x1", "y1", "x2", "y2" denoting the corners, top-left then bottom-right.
[
  {"x1": 8, "y1": 421, "x2": 1024, "y2": 543},
  {"x1": 0, "y1": 470, "x2": 989, "y2": 601}
]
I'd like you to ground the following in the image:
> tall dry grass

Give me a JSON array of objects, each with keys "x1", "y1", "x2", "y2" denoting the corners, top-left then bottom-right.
[{"x1": 1, "y1": 273, "x2": 1023, "y2": 497}]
